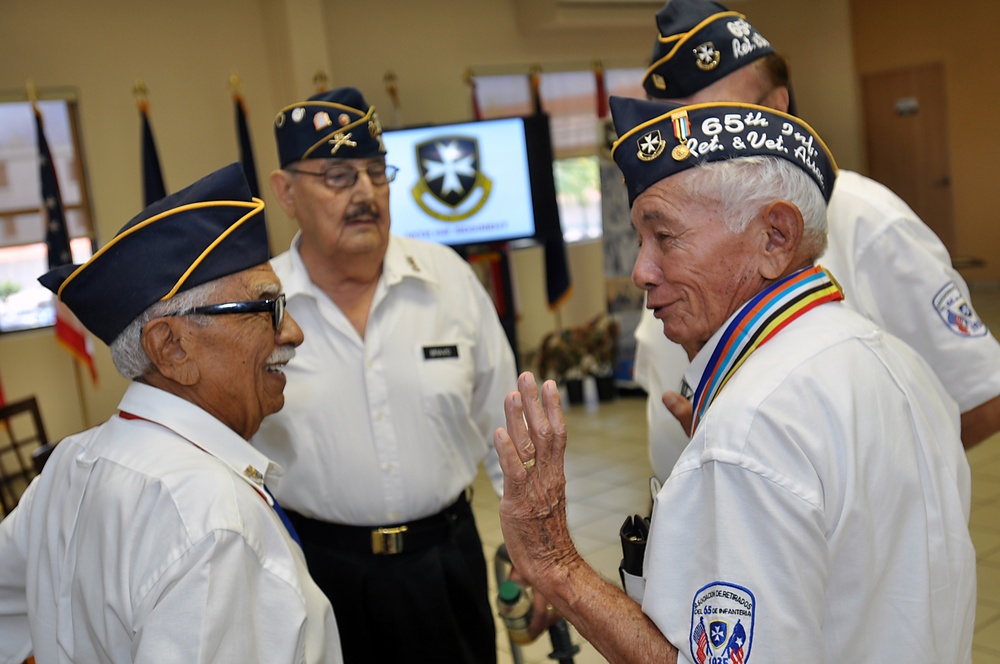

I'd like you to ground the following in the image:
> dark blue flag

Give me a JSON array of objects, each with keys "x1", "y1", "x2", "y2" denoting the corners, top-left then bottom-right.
[
  {"x1": 34, "y1": 102, "x2": 97, "y2": 383},
  {"x1": 35, "y1": 106, "x2": 71, "y2": 270},
  {"x1": 234, "y1": 92, "x2": 260, "y2": 199},
  {"x1": 139, "y1": 100, "x2": 167, "y2": 207}
]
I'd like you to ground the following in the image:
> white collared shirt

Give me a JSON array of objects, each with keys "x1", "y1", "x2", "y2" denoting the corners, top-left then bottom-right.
[
  {"x1": 253, "y1": 233, "x2": 516, "y2": 524},
  {"x1": 641, "y1": 302, "x2": 975, "y2": 662},
  {"x1": 0, "y1": 382, "x2": 342, "y2": 663}
]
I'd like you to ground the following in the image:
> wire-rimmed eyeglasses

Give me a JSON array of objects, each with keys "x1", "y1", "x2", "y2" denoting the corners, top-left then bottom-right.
[
  {"x1": 285, "y1": 163, "x2": 399, "y2": 189},
  {"x1": 167, "y1": 294, "x2": 286, "y2": 332}
]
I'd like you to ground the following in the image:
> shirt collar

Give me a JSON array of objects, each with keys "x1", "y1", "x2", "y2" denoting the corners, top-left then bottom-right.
[
  {"x1": 283, "y1": 232, "x2": 438, "y2": 296},
  {"x1": 117, "y1": 382, "x2": 282, "y2": 503},
  {"x1": 381, "y1": 236, "x2": 438, "y2": 287},
  {"x1": 682, "y1": 316, "x2": 731, "y2": 403}
]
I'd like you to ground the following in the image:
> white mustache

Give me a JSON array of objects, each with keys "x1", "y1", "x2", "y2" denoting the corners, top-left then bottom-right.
[{"x1": 266, "y1": 345, "x2": 296, "y2": 367}]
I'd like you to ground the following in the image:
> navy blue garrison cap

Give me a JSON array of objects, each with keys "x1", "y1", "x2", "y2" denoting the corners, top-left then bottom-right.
[
  {"x1": 609, "y1": 96, "x2": 837, "y2": 206},
  {"x1": 38, "y1": 162, "x2": 270, "y2": 345},
  {"x1": 273, "y1": 86, "x2": 386, "y2": 167},
  {"x1": 643, "y1": 0, "x2": 774, "y2": 99}
]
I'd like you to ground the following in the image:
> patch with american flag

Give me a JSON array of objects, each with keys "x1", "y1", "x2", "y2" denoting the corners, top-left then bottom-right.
[{"x1": 690, "y1": 581, "x2": 754, "y2": 663}]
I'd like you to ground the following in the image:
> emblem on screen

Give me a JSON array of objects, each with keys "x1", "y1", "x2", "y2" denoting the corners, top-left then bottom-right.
[{"x1": 411, "y1": 136, "x2": 493, "y2": 221}]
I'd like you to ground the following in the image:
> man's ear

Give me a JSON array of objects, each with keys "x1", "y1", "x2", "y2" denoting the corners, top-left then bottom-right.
[
  {"x1": 761, "y1": 85, "x2": 790, "y2": 114},
  {"x1": 757, "y1": 200, "x2": 803, "y2": 280},
  {"x1": 269, "y1": 169, "x2": 297, "y2": 218},
  {"x1": 141, "y1": 318, "x2": 200, "y2": 386}
]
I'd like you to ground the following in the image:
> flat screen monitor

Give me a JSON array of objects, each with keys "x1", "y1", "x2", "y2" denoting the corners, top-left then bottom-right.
[{"x1": 381, "y1": 115, "x2": 561, "y2": 247}]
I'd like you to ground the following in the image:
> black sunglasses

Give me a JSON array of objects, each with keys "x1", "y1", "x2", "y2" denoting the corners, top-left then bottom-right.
[{"x1": 167, "y1": 294, "x2": 286, "y2": 331}]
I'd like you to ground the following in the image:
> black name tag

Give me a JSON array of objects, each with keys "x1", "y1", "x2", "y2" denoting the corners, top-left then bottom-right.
[{"x1": 423, "y1": 345, "x2": 459, "y2": 360}]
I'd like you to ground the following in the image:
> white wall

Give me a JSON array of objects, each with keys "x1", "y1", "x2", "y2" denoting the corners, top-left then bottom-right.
[{"x1": 0, "y1": 0, "x2": 859, "y2": 438}]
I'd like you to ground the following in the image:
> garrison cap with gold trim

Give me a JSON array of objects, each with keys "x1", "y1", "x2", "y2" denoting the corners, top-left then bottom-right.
[
  {"x1": 609, "y1": 96, "x2": 837, "y2": 206},
  {"x1": 643, "y1": 0, "x2": 774, "y2": 99},
  {"x1": 273, "y1": 87, "x2": 386, "y2": 167},
  {"x1": 38, "y1": 162, "x2": 269, "y2": 345}
]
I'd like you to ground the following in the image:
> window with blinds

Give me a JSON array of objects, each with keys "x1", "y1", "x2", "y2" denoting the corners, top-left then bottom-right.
[{"x1": 471, "y1": 66, "x2": 645, "y2": 242}]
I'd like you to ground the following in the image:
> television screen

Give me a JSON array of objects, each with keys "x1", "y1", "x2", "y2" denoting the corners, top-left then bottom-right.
[{"x1": 381, "y1": 115, "x2": 560, "y2": 247}]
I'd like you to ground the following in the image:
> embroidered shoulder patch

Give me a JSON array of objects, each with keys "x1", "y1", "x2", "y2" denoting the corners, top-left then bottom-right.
[
  {"x1": 933, "y1": 281, "x2": 988, "y2": 337},
  {"x1": 690, "y1": 581, "x2": 755, "y2": 664}
]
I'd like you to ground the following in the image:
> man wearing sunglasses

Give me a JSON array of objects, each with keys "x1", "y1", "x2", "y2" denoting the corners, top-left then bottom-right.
[
  {"x1": 0, "y1": 163, "x2": 343, "y2": 663},
  {"x1": 253, "y1": 87, "x2": 517, "y2": 663}
]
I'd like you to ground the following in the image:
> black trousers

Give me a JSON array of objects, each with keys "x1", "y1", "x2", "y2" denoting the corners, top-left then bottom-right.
[{"x1": 287, "y1": 502, "x2": 497, "y2": 664}]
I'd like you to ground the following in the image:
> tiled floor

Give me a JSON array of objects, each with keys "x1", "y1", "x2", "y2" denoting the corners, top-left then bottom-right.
[{"x1": 472, "y1": 282, "x2": 1000, "y2": 664}]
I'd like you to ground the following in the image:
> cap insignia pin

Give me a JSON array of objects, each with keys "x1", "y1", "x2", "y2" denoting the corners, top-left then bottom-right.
[
  {"x1": 328, "y1": 131, "x2": 358, "y2": 155},
  {"x1": 338, "y1": 113, "x2": 351, "y2": 126},
  {"x1": 694, "y1": 42, "x2": 721, "y2": 71},
  {"x1": 637, "y1": 130, "x2": 666, "y2": 162},
  {"x1": 291, "y1": 107, "x2": 306, "y2": 123},
  {"x1": 314, "y1": 111, "x2": 333, "y2": 131},
  {"x1": 243, "y1": 465, "x2": 264, "y2": 485}
]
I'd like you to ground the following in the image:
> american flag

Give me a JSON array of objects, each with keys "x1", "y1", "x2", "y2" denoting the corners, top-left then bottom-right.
[
  {"x1": 692, "y1": 617, "x2": 710, "y2": 664},
  {"x1": 34, "y1": 102, "x2": 97, "y2": 384}
]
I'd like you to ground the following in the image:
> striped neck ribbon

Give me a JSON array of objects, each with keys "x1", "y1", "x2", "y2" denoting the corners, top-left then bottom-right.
[{"x1": 689, "y1": 265, "x2": 844, "y2": 434}]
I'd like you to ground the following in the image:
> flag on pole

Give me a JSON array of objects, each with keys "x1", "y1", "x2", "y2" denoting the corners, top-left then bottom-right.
[
  {"x1": 232, "y1": 88, "x2": 261, "y2": 199},
  {"x1": 544, "y1": 231, "x2": 572, "y2": 311},
  {"x1": 137, "y1": 93, "x2": 167, "y2": 207},
  {"x1": 465, "y1": 69, "x2": 482, "y2": 121},
  {"x1": 529, "y1": 65, "x2": 544, "y2": 116},
  {"x1": 525, "y1": 69, "x2": 572, "y2": 310},
  {"x1": 594, "y1": 61, "x2": 608, "y2": 119},
  {"x1": 34, "y1": 101, "x2": 98, "y2": 384}
]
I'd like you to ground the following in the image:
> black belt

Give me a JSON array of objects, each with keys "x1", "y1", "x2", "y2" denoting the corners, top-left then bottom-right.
[{"x1": 285, "y1": 490, "x2": 472, "y2": 556}]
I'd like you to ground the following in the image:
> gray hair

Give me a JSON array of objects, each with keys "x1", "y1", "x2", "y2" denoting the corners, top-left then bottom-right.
[
  {"x1": 686, "y1": 156, "x2": 829, "y2": 260},
  {"x1": 109, "y1": 280, "x2": 222, "y2": 379}
]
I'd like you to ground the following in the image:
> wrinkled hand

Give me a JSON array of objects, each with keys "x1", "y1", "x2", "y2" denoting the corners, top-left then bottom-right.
[
  {"x1": 494, "y1": 372, "x2": 581, "y2": 592},
  {"x1": 662, "y1": 390, "x2": 693, "y2": 436}
]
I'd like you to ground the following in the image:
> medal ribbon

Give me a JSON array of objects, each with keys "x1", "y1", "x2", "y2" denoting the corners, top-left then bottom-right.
[
  {"x1": 671, "y1": 110, "x2": 690, "y2": 143},
  {"x1": 689, "y1": 265, "x2": 844, "y2": 434}
]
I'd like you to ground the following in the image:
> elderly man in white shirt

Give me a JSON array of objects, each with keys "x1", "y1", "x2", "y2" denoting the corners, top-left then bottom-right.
[
  {"x1": 0, "y1": 163, "x2": 342, "y2": 664},
  {"x1": 492, "y1": 97, "x2": 975, "y2": 663}
]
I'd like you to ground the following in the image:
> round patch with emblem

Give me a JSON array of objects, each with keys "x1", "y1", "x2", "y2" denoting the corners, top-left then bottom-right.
[
  {"x1": 690, "y1": 581, "x2": 754, "y2": 663},
  {"x1": 933, "y1": 281, "x2": 988, "y2": 337}
]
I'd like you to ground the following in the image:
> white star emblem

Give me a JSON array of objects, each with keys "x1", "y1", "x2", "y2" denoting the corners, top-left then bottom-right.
[
  {"x1": 639, "y1": 133, "x2": 661, "y2": 154},
  {"x1": 696, "y1": 43, "x2": 717, "y2": 65},
  {"x1": 422, "y1": 140, "x2": 476, "y2": 195}
]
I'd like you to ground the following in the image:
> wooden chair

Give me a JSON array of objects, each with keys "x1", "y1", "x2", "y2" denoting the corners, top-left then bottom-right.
[{"x1": 0, "y1": 396, "x2": 50, "y2": 517}]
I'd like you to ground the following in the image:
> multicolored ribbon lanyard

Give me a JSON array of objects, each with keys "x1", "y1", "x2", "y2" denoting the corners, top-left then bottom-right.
[{"x1": 689, "y1": 265, "x2": 844, "y2": 435}]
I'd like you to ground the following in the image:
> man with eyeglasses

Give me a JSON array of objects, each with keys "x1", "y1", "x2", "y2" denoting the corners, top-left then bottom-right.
[
  {"x1": 252, "y1": 87, "x2": 517, "y2": 663},
  {"x1": 633, "y1": 0, "x2": 1000, "y2": 483},
  {"x1": 0, "y1": 163, "x2": 343, "y2": 663}
]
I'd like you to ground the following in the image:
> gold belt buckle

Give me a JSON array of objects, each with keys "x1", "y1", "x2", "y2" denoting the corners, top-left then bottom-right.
[{"x1": 371, "y1": 525, "x2": 408, "y2": 555}]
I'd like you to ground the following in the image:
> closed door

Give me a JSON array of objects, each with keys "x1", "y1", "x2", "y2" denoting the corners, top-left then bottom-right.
[{"x1": 860, "y1": 62, "x2": 955, "y2": 252}]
